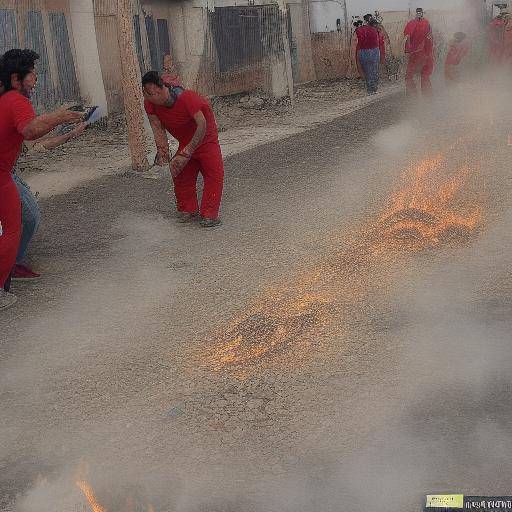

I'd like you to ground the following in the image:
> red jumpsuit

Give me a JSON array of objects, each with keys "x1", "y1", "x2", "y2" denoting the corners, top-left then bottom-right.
[
  {"x1": 404, "y1": 18, "x2": 434, "y2": 96},
  {"x1": 488, "y1": 17, "x2": 507, "y2": 64},
  {"x1": 145, "y1": 90, "x2": 224, "y2": 220},
  {"x1": 0, "y1": 91, "x2": 36, "y2": 288},
  {"x1": 444, "y1": 40, "x2": 470, "y2": 83}
]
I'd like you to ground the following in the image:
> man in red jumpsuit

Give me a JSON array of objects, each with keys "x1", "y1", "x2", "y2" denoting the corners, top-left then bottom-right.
[
  {"x1": 445, "y1": 32, "x2": 471, "y2": 83},
  {"x1": 143, "y1": 71, "x2": 224, "y2": 228},
  {"x1": 404, "y1": 7, "x2": 434, "y2": 96},
  {"x1": 0, "y1": 49, "x2": 82, "y2": 309},
  {"x1": 488, "y1": 10, "x2": 510, "y2": 64}
]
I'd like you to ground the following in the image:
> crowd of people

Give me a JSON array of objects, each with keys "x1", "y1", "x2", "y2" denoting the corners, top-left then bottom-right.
[
  {"x1": 351, "y1": 7, "x2": 476, "y2": 96},
  {"x1": 0, "y1": 6, "x2": 509, "y2": 311}
]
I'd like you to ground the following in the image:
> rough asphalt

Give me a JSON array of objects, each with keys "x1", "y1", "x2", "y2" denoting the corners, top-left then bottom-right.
[{"x1": 1, "y1": 88, "x2": 512, "y2": 512}]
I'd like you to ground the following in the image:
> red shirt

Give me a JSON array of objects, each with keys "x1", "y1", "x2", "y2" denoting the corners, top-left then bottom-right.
[
  {"x1": 445, "y1": 41, "x2": 470, "y2": 66},
  {"x1": 0, "y1": 90, "x2": 35, "y2": 185},
  {"x1": 144, "y1": 90, "x2": 219, "y2": 153},
  {"x1": 355, "y1": 25, "x2": 379, "y2": 50},
  {"x1": 404, "y1": 18, "x2": 433, "y2": 55}
]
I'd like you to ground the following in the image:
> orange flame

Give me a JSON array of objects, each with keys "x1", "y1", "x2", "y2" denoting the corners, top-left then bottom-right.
[{"x1": 75, "y1": 462, "x2": 106, "y2": 512}]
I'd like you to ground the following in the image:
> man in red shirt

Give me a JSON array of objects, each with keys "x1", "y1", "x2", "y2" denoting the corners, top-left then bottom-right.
[
  {"x1": 404, "y1": 7, "x2": 434, "y2": 96},
  {"x1": 0, "y1": 49, "x2": 82, "y2": 309},
  {"x1": 355, "y1": 16, "x2": 381, "y2": 94},
  {"x1": 143, "y1": 71, "x2": 224, "y2": 228}
]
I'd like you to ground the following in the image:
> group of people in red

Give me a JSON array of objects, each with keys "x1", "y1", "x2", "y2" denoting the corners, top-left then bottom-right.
[
  {"x1": 488, "y1": 5, "x2": 512, "y2": 65},
  {"x1": 0, "y1": 49, "x2": 225, "y2": 310},
  {"x1": 352, "y1": 7, "x2": 475, "y2": 97}
]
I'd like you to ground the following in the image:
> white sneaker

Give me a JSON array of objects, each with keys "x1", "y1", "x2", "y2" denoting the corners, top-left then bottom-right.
[{"x1": 0, "y1": 289, "x2": 17, "y2": 311}]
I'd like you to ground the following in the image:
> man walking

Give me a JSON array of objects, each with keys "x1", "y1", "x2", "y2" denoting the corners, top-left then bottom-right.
[
  {"x1": 355, "y1": 15, "x2": 381, "y2": 95},
  {"x1": 404, "y1": 7, "x2": 434, "y2": 96},
  {"x1": 143, "y1": 71, "x2": 224, "y2": 227}
]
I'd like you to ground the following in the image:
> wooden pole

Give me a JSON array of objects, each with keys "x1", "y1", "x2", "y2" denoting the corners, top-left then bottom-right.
[{"x1": 117, "y1": 0, "x2": 149, "y2": 171}]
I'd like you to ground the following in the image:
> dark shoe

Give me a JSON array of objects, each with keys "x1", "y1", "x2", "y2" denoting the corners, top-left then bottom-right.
[
  {"x1": 200, "y1": 217, "x2": 221, "y2": 228},
  {"x1": 176, "y1": 211, "x2": 198, "y2": 223},
  {"x1": 12, "y1": 264, "x2": 41, "y2": 281}
]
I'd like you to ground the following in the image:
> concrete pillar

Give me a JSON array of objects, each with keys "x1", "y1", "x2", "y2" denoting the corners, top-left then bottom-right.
[{"x1": 69, "y1": 0, "x2": 108, "y2": 113}]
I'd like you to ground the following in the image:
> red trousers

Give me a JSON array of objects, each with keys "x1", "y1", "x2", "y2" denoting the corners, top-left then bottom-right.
[
  {"x1": 0, "y1": 177, "x2": 21, "y2": 288},
  {"x1": 406, "y1": 51, "x2": 434, "y2": 96},
  {"x1": 173, "y1": 143, "x2": 224, "y2": 219}
]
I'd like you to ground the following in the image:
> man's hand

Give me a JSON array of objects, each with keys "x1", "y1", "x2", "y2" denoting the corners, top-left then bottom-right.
[
  {"x1": 68, "y1": 122, "x2": 87, "y2": 139},
  {"x1": 56, "y1": 108, "x2": 84, "y2": 125},
  {"x1": 169, "y1": 154, "x2": 190, "y2": 178}
]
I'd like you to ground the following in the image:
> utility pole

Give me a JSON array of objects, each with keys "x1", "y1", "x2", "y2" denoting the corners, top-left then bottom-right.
[{"x1": 117, "y1": 0, "x2": 149, "y2": 171}]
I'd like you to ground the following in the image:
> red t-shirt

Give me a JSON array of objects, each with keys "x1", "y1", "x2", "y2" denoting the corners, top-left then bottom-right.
[
  {"x1": 144, "y1": 90, "x2": 219, "y2": 153},
  {"x1": 0, "y1": 90, "x2": 36, "y2": 184},
  {"x1": 355, "y1": 26, "x2": 379, "y2": 50},
  {"x1": 445, "y1": 41, "x2": 470, "y2": 66},
  {"x1": 404, "y1": 19, "x2": 433, "y2": 55}
]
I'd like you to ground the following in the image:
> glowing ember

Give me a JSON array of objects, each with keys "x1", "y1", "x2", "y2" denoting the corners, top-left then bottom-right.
[
  {"x1": 205, "y1": 148, "x2": 484, "y2": 373},
  {"x1": 371, "y1": 155, "x2": 483, "y2": 252},
  {"x1": 207, "y1": 291, "x2": 335, "y2": 371},
  {"x1": 76, "y1": 479, "x2": 106, "y2": 512}
]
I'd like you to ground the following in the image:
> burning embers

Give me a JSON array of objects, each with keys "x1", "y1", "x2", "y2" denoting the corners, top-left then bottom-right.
[
  {"x1": 206, "y1": 150, "x2": 484, "y2": 373},
  {"x1": 370, "y1": 153, "x2": 483, "y2": 252},
  {"x1": 76, "y1": 463, "x2": 154, "y2": 512},
  {"x1": 207, "y1": 291, "x2": 335, "y2": 373}
]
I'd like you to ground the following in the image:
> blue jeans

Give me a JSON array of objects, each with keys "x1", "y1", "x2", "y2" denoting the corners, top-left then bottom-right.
[
  {"x1": 359, "y1": 48, "x2": 381, "y2": 94},
  {"x1": 12, "y1": 173, "x2": 40, "y2": 264}
]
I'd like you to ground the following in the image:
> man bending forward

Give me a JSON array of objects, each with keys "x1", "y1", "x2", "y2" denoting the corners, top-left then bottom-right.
[{"x1": 143, "y1": 71, "x2": 224, "y2": 227}]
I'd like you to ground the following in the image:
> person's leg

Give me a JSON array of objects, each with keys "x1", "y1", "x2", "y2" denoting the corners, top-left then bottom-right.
[
  {"x1": 421, "y1": 54, "x2": 434, "y2": 96},
  {"x1": 13, "y1": 173, "x2": 40, "y2": 265},
  {"x1": 359, "y1": 49, "x2": 373, "y2": 93},
  {"x1": 197, "y1": 144, "x2": 224, "y2": 221},
  {"x1": 0, "y1": 179, "x2": 22, "y2": 290},
  {"x1": 172, "y1": 159, "x2": 200, "y2": 214},
  {"x1": 405, "y1": 53, "x2": 419, "y2": 95},
  {"x1": 370, "y1": 48, "x2": 381, "y2": 92}
]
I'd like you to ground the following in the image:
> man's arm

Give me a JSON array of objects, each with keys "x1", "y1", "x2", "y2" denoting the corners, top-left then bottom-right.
[
  {"x1": 21, "y1": 109, "x2": 83, "y2": 141},
  {"x1": 182, "y1": 111, "x2": 207, "y2": 156},
  {"x1": 148, "y1": 114, "x2": 169, "y2": 164},
  {"x1": 37, "y1": 122, "x2": 87, "y2": 150},
  {"x1": 169, "y1": 111, "x2": 207, "y2": 178}
]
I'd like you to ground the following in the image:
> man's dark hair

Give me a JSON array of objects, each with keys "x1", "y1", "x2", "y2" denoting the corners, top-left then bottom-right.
[
  {"x1": 0, "y1": 49, "x2": 39, "y2": 92},
  {"x1": 363, "y1": 13, "x2": 373, "y2": 22},
  {"x1": 142, "y1": 70, "x2": 163, "y2": 88}
]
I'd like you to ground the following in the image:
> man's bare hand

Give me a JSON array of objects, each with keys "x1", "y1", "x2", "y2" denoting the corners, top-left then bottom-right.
[
  {"x1": 169, "y1": 154, "x2": 190, "y2": 178},
  {"x1": 154, "y1": 150, "x2": 170, "y2": 167},
  {"x1": 69, "y1": 122, "x2": 87, "y2": 139},
  {"x1": 56, "y1": 108, "x2": 84, "y2": 125}
]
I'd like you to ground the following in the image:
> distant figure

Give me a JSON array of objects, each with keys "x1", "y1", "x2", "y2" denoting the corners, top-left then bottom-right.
[
  {"x1": 487, "y1": 9, "x2": 511, "y2": 64},
  {"x1": 355, "y1": 15, "x2": 381, "y2": 94},
  {"x1": 351, "y1": 20, "x2": 364, "y2": 79},
  {"x1": 404, "y1": 7, "x2": 434, "y2": 96},
  {"x1": 444, "y1": 32, "x2": 471, "y2": 83}
]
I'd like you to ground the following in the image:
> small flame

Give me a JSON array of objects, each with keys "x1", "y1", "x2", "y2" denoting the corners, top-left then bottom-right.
[{"x1": 75, "y1": 461, "x2": 106, "y2": 512}]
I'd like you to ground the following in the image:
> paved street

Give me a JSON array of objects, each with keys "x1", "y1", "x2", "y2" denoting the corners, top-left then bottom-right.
[{"x1": 1, "y1": 87, "x2": 512, "y2": 512}]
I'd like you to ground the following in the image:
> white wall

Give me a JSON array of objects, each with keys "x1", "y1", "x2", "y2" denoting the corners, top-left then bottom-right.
[
  {"x1": 69, "y1": 0, "x2": 108, "y2": 113},
  {"x1": 309, "y1": 0, "x2": 345, "y2": 33}
]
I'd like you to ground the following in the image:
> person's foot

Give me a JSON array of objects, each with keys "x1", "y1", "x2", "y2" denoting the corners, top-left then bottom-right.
[
  {"x1": 176, "y1": 211, "x2": 199, "y2": 223},
  {"x1": 200, "y1": 217, "x2": 221, "y2": 228},
  {"x1": 12, "y1": 264, "x2": 41, "y2": 281},
  {"x1": 0, "y1": 289, "x2": 17, "y2": 311}
]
